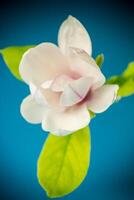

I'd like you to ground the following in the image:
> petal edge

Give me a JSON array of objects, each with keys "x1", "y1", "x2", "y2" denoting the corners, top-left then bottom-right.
[{"x1": 58, "y1": 16, "x2": 92, "y2": 55}]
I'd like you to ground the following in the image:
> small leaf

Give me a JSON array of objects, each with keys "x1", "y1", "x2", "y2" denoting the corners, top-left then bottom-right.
[
  {"x1": 118, "y1": 78, "x2": 134, "y2": 97},
  {"x1": 89, "y1": 111, "x2": 96, "y2": 119},
  {"x1": 123, "y1": 62, "x2": 134, "y2": 78},
  {"x1": 37, "y1": 126, "x2": 91, "y2": 198},
  {"x1": 107, "y1": 62, "x2": 134, "y2": 98},
  {"x1": 0, "y1": 46, "x2": 34, "y2": 80},
  {"x1": 95, "y1": 53, "x2": 104, "y2": 67}
]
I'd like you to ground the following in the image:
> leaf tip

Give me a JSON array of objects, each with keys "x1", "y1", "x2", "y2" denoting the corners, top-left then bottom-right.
[{"x1": 95, "y1": 53, "x2": 104, "y2": 67}]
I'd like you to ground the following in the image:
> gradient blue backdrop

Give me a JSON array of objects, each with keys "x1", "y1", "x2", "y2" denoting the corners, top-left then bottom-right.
[{"x1": 0, "y1": 0, "x2": 134, "y2": 199}]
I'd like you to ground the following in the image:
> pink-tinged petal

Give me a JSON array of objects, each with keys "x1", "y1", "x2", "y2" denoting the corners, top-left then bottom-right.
[
  {"x1": 88, "y1": 84, "x2": 119, "y2": 113},
  {"x1": 58, "y1": 15, "x2": 92, "y2": 55},
  {"x1": 69, "y1": 47, "x2": 97, "y2": 66},
  {"x1": 19, "y1": 43, "x2": 70, "y2": 84},
  {"x1": 41, "y1": 74, "x2": 73, "y2": 92},
  {"x1": 51, "y1": 75, "x2": 73, "y2": 92},
  {"x1": 29, "y1": 82, "x2": 63, "y2": 110},
  {"x1": 60, "y1": 77, "x2": 94, "y2": 107},
  {"x1": 69, "y1": 47, "x2": 106, "y2": 89},
  {"x1": 20, "y1": 95, "x2": 47, "y2": 124},
  {"x1": 68, "y1": 51, "x2": 105, "y2": 88},
  {"x1": 42, "y1": 104, "x2": 90, "y2": 136},
  {"x1": 41, "y1": 88, "x2": 63, "y2": 110},
  {"x1": 29, "y1": 82, "x2": 48, "y2": 105}
]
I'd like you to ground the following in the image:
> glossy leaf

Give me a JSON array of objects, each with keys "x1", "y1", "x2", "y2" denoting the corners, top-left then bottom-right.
[
  {"x1": 0, "y1": 46, "x2": 34, "y2": 80},
  {"x1": 37, "y1": 126, "x2": 91, "y2": 198}
]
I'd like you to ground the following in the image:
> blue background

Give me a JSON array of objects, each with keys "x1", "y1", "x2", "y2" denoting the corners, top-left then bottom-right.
[{"x1": 0, "y1": 0, "x2": 134, "y2": 199}]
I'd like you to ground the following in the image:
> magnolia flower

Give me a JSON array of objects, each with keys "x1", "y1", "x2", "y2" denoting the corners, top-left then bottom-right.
[{"x1": 19, "y1": 16, "x2": 119, "y2": 136}]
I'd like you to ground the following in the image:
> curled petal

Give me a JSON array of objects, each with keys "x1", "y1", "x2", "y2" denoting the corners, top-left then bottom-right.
[
  {"x1": 20, "y1": 95, "x2": 47, "y2": 124},
  {"x1": 68, "y1": 52, "x2": 105, "y2": 88},
  {"x1": 19, "y1": 43, "x2": 70, "y2": 84},
  {"x1": 29, "y1": 82, "x2": 63, "y2": 110},
  {"x1": 58, "y1": 15, "x2": 92, "y2": 55},
  {"x1": 41, "y1": 89, "x2": 62, "y2": 110},
  {"x1": 60, "y1": 77, "x2": 94, "y2": 106},
  {"x1": 88, "y1": 84, "x2": 119, "y2": 113},
  {"x1": 41, "y1": 75, "x2": 73, "y2": 92},
  {"x1": 29, "y1": 82, "x2": 48, "y2": 105},
  {"x1": 42, "y1": 104, "x2": 90, "y2": 136}
]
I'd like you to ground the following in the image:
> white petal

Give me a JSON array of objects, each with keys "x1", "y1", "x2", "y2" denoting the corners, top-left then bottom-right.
[
  {"x1": 69, "y1": 53, "x2": 105, "y2": 88},
  {"x1": 29, "y1": 82, "x2": 48, "y2": 106},
  {"x1": 41, "y1": 80, "x2": 53, "y2": 89},
  {"x1": 67, "y1": 47, "x2": 106, "y2": 89},
  {"x1": 29, "y1": 81, "x2": 63, "y2": 110},
  {"x1": 68, "y1": 47, "x2": 106, "y2": 88},
  {"x1": 88, "y1": 84, "x2": 119, "y2": 113},
  {"x1": 41, "y1": 74, "x2": 73, "y2": 92},
  {"x1": 60, "y1": 77, "x2": 94, "y2": 107},
  {"x1": 29, "y1": 82, "x2": 37, "y2": 95},
  {"x1": 42, "y1": 104, "x2": 90, "y2": 136},
  {"x1": 19, "y1": 43, "x2": 70, "y2": 84},
  {"x1": 51, "y1": 75, "x2": 73, "y2": 92},
  {"x1": 41, "y1": 88, "x2": 63, "y2": 110},
  {"x1": 35, "y1": 89, "x2": 48, "y2": 106},
  {"x1": 69, "y1": 47, "x2": 97, "y2": 66},
  {"x1": 20, "y1": 95, "x2": 47, "y2": 124},
  {"x1": 48, "y1": 129, "x2": 71, "y2": 136},
  {"x1": 58, "y1": 15, "x2": 92, "y2": 55}
]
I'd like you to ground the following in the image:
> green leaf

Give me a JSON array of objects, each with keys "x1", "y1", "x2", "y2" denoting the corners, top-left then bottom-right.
[
  {"x1": 118, "y1": 78, "x2": 134, "y2": 97},
  {"x1": 123, "y1": 62, "x2": 134, "y2": 78},
  {"x1": 95, "y1": 53, "x2": 104, "y2": 67},
  {"x1": 0, "y1": 46, "x2": 34, "y2": 80},
  {"x1": 89, "y1": 111, "x2": 96, "y2": 119},
  {"x1": 107, "y1": 62, "x2": 134, "y2": 98},
  {"x1": 37, "y1": 126, "x2": 90, "y2": 198}
]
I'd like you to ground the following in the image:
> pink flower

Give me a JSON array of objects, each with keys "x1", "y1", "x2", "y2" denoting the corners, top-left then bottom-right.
[{"x1": 19, "y1": 16, "x2": 119, "y2": 136}]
